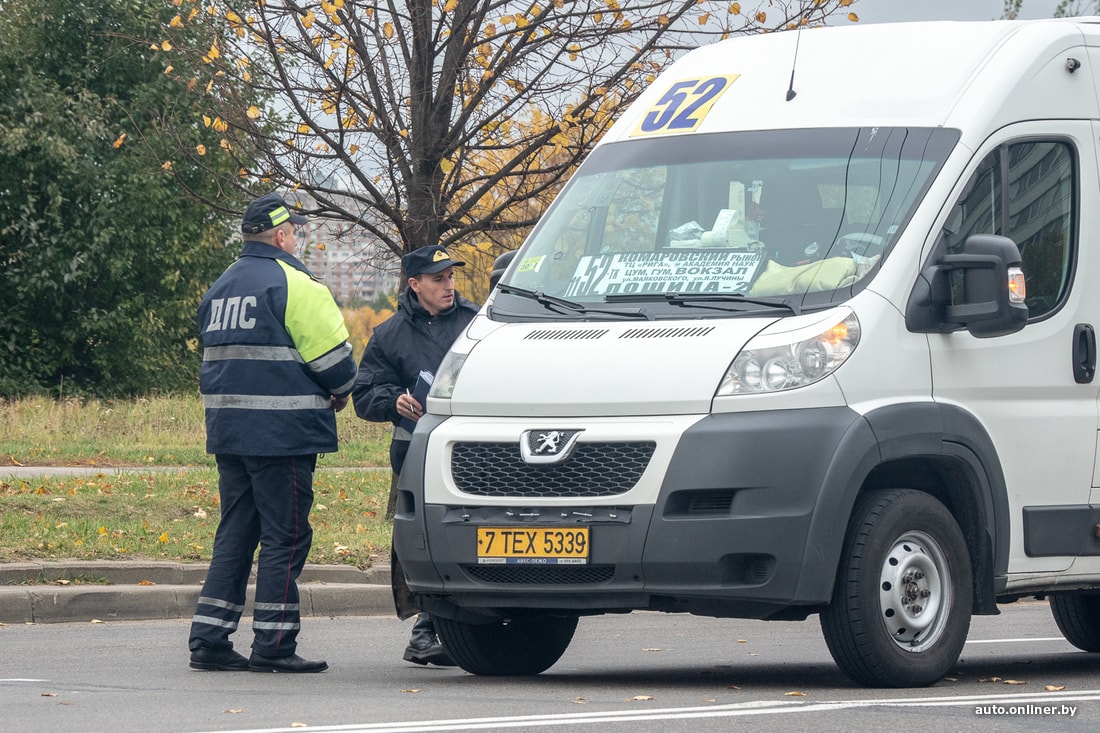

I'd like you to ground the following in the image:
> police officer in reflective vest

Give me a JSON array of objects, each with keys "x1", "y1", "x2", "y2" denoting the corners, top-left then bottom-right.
[{"x1": 188, "y1": 193, "x2": 358, "y2": 673}]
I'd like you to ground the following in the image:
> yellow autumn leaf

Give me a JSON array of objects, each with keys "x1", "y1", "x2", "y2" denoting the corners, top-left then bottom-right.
[
  {"x1": 203, "y1": 115, "x2": 212, "y2": 128},
  {"x1": 755, "y1": 11, "x2": 766, "y2": 22},
  {"x1": 729, "y1": 2, "x2": 740, "y2": 14},
  {"x1": 848, "y1": 12, "x2": 859, "y2": 22},
  {"x1": 698, "y1": 12, "x2": 710, "y2": 25},
  {"x1": 212, "y1": 117, "x2": 228, "y2": 132},
  {"x1": 440, "y1": 159, "x2": 454, "y2": 173},
  {"x1": 161, "y1": 40, "x2": 172, "y2": 51},
  {"x1": 247, "y1": 105, "x2": 261, "y2": 120},
  {"x1": 196, "y1": 144, "x2": 207, "y2": 155},
  {"x1": 98, "y1": 526, "x2": 107, "y2": 535},
  {"x1": 112, "y1": 133, "x2": 127, "y2": 148},
  {"x1": 170, "y1": 15, "x2": 184, "y2": 28},
  {"x1": 157, "y1": 532, "x2": 169, "y2": 544},
  {"x1": 220, "y1": 139, "x2": 231, "y2": 151},
  {"x1": 207, "y1": 44, "x2": 220, "y2": 60},
  {"x1": 445, "y1": 0, "x2": 457, "y2": 10},
  {"x1": 303, "y1": 11, "x2": 316, "y2": 28},
  {"x1": 298, "y1": 123, "x2": 312, "y2": 134},
  {"x1": 383, "y1": 21, "x2": 394, "y2": 39}
]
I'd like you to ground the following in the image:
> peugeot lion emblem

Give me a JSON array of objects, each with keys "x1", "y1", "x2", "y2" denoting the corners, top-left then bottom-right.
[{"x1": 520, "y1": 429, "x2": 583, "y2": 464}]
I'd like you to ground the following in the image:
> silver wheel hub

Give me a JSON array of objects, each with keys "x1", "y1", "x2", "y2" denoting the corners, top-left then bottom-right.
[{"x1": 878, "y1": 530, "x2": 952, "y2": 652}]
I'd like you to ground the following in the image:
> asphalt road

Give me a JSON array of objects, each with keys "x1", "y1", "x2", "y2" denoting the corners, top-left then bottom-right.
[{"x1": 2, "y1": 599, "x2": 1099, "y2": 732}]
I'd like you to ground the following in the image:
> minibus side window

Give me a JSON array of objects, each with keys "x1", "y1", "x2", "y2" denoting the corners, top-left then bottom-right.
[{"x1": 940, "y1": 141, "x2": 1073, "y2": 319}]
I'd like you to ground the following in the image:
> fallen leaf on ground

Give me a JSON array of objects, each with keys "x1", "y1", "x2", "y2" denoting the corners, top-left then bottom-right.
[
  {"x1": 401, "y1": 689, "x2": 421, "y2": 693},
  {"x1": 41, "y1": 693, "x2": 57, "y2": 697},
  {"x1": 139, "y1": 580, "x2": 156, "y2": 586},
  {"x1": 225, "y1": 709, "x2": 243, "y2": 714},
  {"x1": 737, "y1": 639, "x2": 747, "y2": 643},
  {"x1": 1045, "y1": 685, "x2": 1067, "y2": 691},
  {"x1": 979, "y1": 677, "x2": 1002, "y2": 683},
  {"x1": 90, "y1": 619, "x2": 106, "y2": 624},
  {"x1": 1004, "y1": 679, "x2": 1028, "y2": 685},
  {"x1": 291, "y1": 724, "x2": 308, "y2": 728},
  {"x1": 785, "y1": 691, "x2": 806, "y2": 697},
  {"x1": 574, "y1": 697, "x2": 587, "y2": 704},
  {"x1": 631, "y1": 695, "x2": 654, "y2": 701}
]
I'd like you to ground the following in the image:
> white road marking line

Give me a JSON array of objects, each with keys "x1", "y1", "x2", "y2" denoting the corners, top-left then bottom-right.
[
  {"x1": 965, "y1": 637, "x2": 1065, "y2": 644},
  {"x1": 197, "y1": 688, "x2": 1100, "y2": 733}
]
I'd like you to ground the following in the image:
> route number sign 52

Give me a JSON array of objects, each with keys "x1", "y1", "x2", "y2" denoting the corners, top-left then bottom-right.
[{"x1": 632, "y1": 75, "x2": 739, "y2": 136}]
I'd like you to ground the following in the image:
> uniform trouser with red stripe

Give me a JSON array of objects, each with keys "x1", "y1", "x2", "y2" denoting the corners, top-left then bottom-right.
[{"x1": 188, "y1": 454, "x2": 316, "y2": 658}]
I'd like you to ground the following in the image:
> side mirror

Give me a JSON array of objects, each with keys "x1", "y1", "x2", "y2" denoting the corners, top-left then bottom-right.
[
  {"x1": 489, "y1": 250, "x2": 518, "y2": 291},
  {"x1": 906, "y1": 234, "x2": 1028, "y2": 338}
]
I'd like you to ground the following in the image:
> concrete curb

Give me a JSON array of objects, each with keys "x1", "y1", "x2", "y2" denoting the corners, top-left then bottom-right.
[{"x1": 0, "y1": 561, "x2": 393, "y2": 624}]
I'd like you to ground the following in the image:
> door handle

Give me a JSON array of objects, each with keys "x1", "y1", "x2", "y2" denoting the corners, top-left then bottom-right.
[{"x1": 1073, "y1": 323, "x2": 1096, "y2": 384}]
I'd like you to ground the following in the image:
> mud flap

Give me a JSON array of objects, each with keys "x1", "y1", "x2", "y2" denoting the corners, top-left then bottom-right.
[{"x1": 391, "y1": 547, "x2": 421, "y2": 620}]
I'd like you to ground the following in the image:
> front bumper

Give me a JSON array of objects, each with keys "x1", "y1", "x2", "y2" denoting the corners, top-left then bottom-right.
[{"x1": 393, "y1": 407, "x2": 878, "y2": 621}]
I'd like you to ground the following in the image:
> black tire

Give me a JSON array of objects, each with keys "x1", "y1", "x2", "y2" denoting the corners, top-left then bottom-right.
[
  {"x1": 1050, "y1": 593, "x2": 1100, "y2": 652},
  {"x1": 820, "y1": 489, "x2": 973, "y2": 688},
  {"x1": 434, "y1": 614, "x2": 578, "y2": 675}
]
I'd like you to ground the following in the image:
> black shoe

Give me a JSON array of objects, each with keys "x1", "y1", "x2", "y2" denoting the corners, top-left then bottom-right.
[
  {"x1": 190, "y1": 647, "x2": 250, "y2": 671},
  {"x1": 403, "y1": 640, "x2": 456, "y2": 666},
  {"x1": 249, "y1": 652, "x2": 328, "y2": 673}
]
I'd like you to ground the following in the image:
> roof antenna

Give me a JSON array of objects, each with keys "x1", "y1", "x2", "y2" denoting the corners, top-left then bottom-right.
[{"x1": 786, "y1": 8, "x2": 808, "y2": 102}]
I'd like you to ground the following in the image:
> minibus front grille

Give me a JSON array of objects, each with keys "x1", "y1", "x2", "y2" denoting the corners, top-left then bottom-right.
[
  {"x1": 463, "y1": 564, "x2": 616, "y2": 584},
  {"x1": 450, "y1": 441, "x2": 655, "y2": 497}
]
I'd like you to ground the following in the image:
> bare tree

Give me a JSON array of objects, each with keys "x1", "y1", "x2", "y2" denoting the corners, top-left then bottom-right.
[{"x1": 157, "y1": 0, "x2": 856, "y2": 266}]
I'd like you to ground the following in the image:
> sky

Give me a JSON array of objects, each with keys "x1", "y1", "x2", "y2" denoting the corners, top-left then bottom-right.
[{"x1": 850, "y1": 0, "x2": 1072, "y2": 24}]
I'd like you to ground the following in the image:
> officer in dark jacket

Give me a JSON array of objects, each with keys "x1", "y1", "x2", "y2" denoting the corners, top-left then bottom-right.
[
  {"x1": 353, "y1": 244, "x2": 479, "y2": 666},
  {"x1": 188, "y1": 192, "x2": 358, "y2": 674}
]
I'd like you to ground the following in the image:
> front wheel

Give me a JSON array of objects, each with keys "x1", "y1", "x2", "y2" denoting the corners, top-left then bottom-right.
[
  {"x1": 434, "y1": 614, "x2": 578, "y2": 675},
  {"x1": 820, "y1": 489, "x2": 973, "y2": 687}
]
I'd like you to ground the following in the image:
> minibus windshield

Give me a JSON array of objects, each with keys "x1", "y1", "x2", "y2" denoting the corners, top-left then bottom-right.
[{"x1": 496, "y1": 127, "x2": 958, "y2": 319}]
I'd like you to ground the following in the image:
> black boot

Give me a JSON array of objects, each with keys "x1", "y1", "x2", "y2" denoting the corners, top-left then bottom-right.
[{"x1": 403, "y1": 613, "x2": 456, "y2": 666}]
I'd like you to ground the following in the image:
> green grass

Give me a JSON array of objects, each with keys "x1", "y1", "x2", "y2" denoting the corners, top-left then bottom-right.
[
  {"x1": 0, "y1": 396, "x2": 397, "y2": 568},
  {"x1": 0, "y1": 395, "x2": 392, "y2": 467},
  {"x1": 0, "y1": 468, "x2": 394, "y2": 568}
]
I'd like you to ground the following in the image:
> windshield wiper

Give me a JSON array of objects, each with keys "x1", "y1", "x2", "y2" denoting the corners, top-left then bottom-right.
[
  {"x1": 605, "y1": 291, "x2": 802, "y2": 316},
  {"x1": 496, "y1": 283, "x2": 655, "y2": 320}
]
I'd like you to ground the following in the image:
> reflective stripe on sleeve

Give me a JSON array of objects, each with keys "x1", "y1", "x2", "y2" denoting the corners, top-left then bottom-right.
[{"x1": 307, "y1": 342, "x2": 352, "y2": 373}]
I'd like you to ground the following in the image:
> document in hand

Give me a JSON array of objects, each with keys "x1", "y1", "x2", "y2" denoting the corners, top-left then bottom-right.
[{"x1": 399, "y1": 370, "x2": 434, "y2": 433}]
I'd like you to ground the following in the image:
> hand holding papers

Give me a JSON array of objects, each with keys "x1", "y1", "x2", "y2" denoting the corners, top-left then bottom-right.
[{"x1": 398, "y1": 370, "x2": 434, "y2": 433}]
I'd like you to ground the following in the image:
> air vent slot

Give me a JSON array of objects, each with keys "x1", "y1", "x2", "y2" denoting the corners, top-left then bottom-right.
[
  {"x1": 620, "y1": 326, "x2": 716, "y2": 339},
  {"x1": 525, "y1": 329, "x2": 609, "y2": 341}
]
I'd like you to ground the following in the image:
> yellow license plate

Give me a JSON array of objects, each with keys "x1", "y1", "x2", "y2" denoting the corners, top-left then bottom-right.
[{"x1": 476, "y1": 527, "x2": 589, "y2": 565}]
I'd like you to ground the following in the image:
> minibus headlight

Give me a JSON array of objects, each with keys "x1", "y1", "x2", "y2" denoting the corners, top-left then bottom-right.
[
  {"x1": 429, "y1": 350, "x2": 467, "y2": 399},
  {"x1": 718, "y1": 311, "x2": 860, "y2": 395}
]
